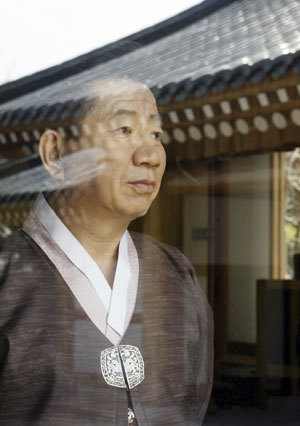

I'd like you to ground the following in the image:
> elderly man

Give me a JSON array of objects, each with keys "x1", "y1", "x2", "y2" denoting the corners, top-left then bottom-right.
[{"x1": 0, "y1": 79, "x2": 213, "y2": 425}]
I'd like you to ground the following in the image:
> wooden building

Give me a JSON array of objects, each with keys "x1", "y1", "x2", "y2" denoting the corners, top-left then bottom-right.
[{"x1": 1, "y1": 0, "x2": 300, "y2": 406}]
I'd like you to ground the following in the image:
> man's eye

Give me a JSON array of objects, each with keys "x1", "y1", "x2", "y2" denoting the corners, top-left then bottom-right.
[
  {"x1": 151, "y1": 131, "x2": 162, "y2": 140},
  {"x1": 116, "y1": 126, "x2": 132, "y2": 135}
]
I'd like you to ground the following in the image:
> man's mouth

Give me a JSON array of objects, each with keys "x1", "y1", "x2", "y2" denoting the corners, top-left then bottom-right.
[{"x1": 128, "y1": 179, "x2": 155, "y2": 193}]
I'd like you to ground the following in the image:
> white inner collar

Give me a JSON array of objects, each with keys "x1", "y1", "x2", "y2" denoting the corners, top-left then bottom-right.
[{"x1": 33, "y1": 193, "x2": 131, "y2": 335}]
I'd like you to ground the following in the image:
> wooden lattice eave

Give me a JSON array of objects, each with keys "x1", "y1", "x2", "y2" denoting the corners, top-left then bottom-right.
[
  {"x1": 160, "y1": 71, "x2": 300, "y2": 161},
  {"x1": 1, "y1": 71, "x2": 300, "y2": 161}
]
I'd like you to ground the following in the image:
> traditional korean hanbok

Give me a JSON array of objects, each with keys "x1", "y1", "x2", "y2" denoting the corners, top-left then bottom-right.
[{"x1": 0, "y1": 195, "x2": 213, "y2": 425}]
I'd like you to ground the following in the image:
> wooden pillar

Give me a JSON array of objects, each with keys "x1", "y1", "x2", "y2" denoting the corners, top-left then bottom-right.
[
  {"x1": 270, "y1": 152, "x2": 286, "y2": 279},
  {"x1": 210, "y1": 160, "x2": 229, "y2": 373}
]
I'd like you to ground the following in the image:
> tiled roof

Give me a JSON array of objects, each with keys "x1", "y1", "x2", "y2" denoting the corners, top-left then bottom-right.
[{"x1": 1, "y1": 0, "x2": 300, "y2": 126}]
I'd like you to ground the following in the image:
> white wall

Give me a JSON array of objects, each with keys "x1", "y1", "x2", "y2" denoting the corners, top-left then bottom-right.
[
  {"x1": 183, "y1": 194, "x2": 209, "y2": 295},
  {"x1": 181, "y1": 155, "x2": 270, "y2": 344},
  {"x1": 228, "y1": 154, "x2": 270, "y2": 343}
]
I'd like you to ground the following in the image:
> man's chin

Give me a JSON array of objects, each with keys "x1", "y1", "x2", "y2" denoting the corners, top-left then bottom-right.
[{"x1": 126, "y1": 205, "x2": 151, "y2": 221}]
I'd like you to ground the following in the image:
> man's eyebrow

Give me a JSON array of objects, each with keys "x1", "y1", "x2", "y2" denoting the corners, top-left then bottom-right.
[
  {"x1": 110, "y1": 109, "x2": 162, "y2": 125},
  {"x1": 111, "y1": 108, "x2": 137, "y2": 119},
  {"x1": 150, "y1": 114, "x2": 162, "y2": 125}
]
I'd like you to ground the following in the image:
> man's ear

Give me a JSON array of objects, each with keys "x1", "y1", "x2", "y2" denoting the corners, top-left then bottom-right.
[{"x1": 39, "y1": 130, "x2": 66, "y2": 179}]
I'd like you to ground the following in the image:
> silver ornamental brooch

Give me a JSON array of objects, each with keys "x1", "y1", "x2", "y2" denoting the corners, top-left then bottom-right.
[{"x1": 100, "y1": 345, "x2": 144, "y2": 389}]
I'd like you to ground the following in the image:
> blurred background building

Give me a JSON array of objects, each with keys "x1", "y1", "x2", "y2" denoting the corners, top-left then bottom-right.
[{"x1": 1, "y1": 0, "x2": 300, "y2": 423}]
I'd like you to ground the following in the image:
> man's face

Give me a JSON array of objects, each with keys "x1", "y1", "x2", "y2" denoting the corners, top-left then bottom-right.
[{"x1": 79, "y1": 84, "x2": 166, "y2": 222}]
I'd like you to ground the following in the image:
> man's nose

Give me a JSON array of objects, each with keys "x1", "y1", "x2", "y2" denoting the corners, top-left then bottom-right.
[{"x1": 132, "y1": 133, "x2": 161, "y2": 168}]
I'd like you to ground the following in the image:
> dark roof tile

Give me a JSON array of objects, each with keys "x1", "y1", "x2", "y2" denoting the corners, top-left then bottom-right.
[
  {"x1": 230, "y1": 65, "x2": 252, "y2": 89},
  {"x1": 157, "y1": 82, "x2": 178, "y2": 105},
  {"x1": 174, "y1": 79, "x2": 194, "y2": 102},
  {"x1": 269, "y1": 54, "x2": 293, "y2": 79},
  {"x1": 212, "y1": 70, "x2": 232, "y2": 94},
  {"x1": 249, "y1": 59, "x2": 273, "y2": 85},
  {"x1": 193, "y1": 75, "x2": 214, "y2": 97}
]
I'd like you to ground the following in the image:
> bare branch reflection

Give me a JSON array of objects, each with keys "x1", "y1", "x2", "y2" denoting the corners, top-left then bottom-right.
[{"x1": 0, "y1": 147, "x2": 105, "y2": 195}]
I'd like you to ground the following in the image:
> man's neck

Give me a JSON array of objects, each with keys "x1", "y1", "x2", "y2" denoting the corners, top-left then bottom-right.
[{"x1": 51, "y1": 194, "x2": 129, "y2": 287}]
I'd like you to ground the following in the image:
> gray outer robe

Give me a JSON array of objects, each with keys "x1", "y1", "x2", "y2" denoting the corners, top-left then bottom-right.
[{"x1": 0, "y1": 229, "x2": 213, "y2": 425}]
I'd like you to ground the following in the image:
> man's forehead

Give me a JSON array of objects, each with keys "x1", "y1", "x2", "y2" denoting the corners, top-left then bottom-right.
[
  {"x1": 85, "y1": 79, "x2": 159, "y2": 124},
  {"x1": 104, "y1": 88, "x2": 156, "y2": 105},
  {"x1": 94, "y1": 78, "x2": 149, "y2": 96},
  {"x1": 100, "y1": 92, "x2": 158, "y2": 120},
  {"x1": 110, "y1": 97, "x2": 157, "y2": 112}
]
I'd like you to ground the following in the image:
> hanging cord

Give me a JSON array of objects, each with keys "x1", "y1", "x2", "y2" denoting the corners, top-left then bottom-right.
[{"x1": 117, "y1": 347, "x2": 139, "y2": 426}]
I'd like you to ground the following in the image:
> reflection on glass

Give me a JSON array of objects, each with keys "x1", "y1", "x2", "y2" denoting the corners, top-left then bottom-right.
[
  {"x1": 0, "y1": 79, "x2": 213, "y2": 425},
  {"x1": 1, "y1": 0, "x2": 300, "y2": 424}
]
